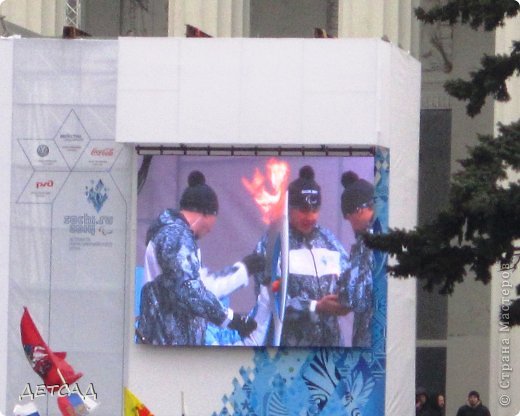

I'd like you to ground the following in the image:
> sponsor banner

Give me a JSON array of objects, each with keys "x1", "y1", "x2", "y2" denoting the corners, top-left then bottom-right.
[
  {"x1": 74, "y1": 141, "x2": 122, "y2": 171},
  {"x1": 53, "y1": 110, "x2": 90, "y2": 169},
  {"x1": 9, "y1": 39, "x2": 127, "y2": 416},
  {"x1": 17, "y1": 139, "x2": 69, "y2": 171},
  {"x1": 17, "y1": 172, "x2": 68, "y2": 204}
]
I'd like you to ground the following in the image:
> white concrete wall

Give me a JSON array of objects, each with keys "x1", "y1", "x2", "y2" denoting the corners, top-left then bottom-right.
[
  {"x1": 489, "y1": 14, "x2": 520, "y2": 416},
  {"x1": 444, "y1": 23, "x2": 496, "y2": 416},
  {"x1": 338, "y1": 0, "x2": 421, "y2": 57}
]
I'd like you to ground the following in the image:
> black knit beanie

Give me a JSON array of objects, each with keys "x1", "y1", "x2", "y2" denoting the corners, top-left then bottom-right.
[
  {"x1": 341, "y1": 171, "x2": 374, "y2": 215},
  {"x1": 180, "y1": 171, "x2": 218, "y2": 215},
  {"x1": 288, "y1": 166, "x2": 321, "y2": 211}
]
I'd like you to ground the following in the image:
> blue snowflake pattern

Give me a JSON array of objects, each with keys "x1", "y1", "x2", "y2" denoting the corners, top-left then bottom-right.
[{"x1": 85, "y1": 179, "x2": 108, "y2": 213}]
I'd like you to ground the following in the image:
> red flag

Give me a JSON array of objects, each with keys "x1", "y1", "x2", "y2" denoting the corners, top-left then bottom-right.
[{"x1": 20, "y1": 307, "x2": 83, "y2": 390}]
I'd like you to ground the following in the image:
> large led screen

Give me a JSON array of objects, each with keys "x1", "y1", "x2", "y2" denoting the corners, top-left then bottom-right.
[{"x1": 135, "y1": 153, "x2": 385, "y2": 348}]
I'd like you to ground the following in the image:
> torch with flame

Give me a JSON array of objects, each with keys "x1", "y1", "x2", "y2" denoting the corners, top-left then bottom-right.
[{"x1": 242, "y1": 158, "x2": 290, "y2": 346}]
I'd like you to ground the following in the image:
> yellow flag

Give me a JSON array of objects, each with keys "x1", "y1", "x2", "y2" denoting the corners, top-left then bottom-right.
[{"x1": 124, "y1": 387, "x2": 154, "y2": 416}]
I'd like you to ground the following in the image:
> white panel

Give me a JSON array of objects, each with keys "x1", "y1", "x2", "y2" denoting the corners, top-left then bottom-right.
[
  {"x1": 386, "y1": 278, "x2": 417, "y2": 414},
  {"x1": 117, "y1": 38, "x2": 180, "y2": 142},
  {"x1": 178, "y1": 39, "x2": 241, "y2": 141},
  {"x1": 117, "y1": 89, "x2": 179, "y2": 142},
  {"x1": 239, "y1": 39, "x2": 303, "y2": 142},
  {"x1": 118, "y1": 37, "x2": 179, "y2": 91},
  {"x1": 303, "y1": 39, "x2": 379, "y2": 93},
  {"x1": 0, "y1": 39, "x2": 13, "y2": 415},
  {"x1": 384, "y1": 40, "x2": 421, "y2": 416},
  {"x1": 302, "y1": 92, "x2": 378, "y2": 142},
  {"x1": 116, "y1": 38, "x2": 403, "y2": 144}
]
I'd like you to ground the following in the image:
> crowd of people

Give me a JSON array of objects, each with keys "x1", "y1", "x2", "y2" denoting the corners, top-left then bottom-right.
[
  {"x1": 416, "y1": 389, "x2": 491, "y2": 416},
  {"x1": 136, "y1": 164, "x2": 377, "y2": 347}
]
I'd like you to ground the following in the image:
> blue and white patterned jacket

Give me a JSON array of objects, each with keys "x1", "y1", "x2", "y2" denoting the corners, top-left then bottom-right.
[
  {"x1": 342, "y1": 233, "x2": 373, "y2": 347},
  {"x1": 136, "y1": 209, "x2": 230, "y2": 345},
  {"x1": 255, "y1": 225, "x2": 351, "y2": 347}
]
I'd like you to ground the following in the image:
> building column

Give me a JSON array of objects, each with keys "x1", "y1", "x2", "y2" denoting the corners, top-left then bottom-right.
[
  {"x1": 40, "y1": 0, "x2": 57, "y2": 36},
  {"x1": 338, "y1": 0, "x2": 416, "y2": 54},
  {"x1": 0, "y1": 0, "x2": 65, "y2": 37},
  {"x1": 168, "y1": 0, "x2": 248, "y2": 37},
  {"x1": 489, "y1": 14, "x2": 520, "y2": 416}
]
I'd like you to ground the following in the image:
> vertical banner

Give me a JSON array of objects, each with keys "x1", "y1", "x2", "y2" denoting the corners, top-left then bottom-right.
[{"x1": 8, "y1": 40, "x2": 131, "y2": 416}]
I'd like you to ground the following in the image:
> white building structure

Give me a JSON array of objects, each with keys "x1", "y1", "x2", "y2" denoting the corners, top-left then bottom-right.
[{"x1": 0, "y1": 1, "x2": 519, "y2": 415}]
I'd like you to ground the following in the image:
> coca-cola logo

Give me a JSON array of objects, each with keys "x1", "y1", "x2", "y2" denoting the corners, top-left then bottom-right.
[
  {"x1": 36, "y1": 180, "x2": 54, "y2": 189},
  {"x1": 91, "y1": 148, "x2": 114, "y2": 157}
]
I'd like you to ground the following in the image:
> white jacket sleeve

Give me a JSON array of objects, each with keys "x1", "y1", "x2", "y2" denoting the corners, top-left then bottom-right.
[
  {"x1": 143, "y1": 241, "x2": 162, "y2": 282},
  {"x1": 241, "y1": 285, "x2": 272, "y2": 346},
  {"x1": 200, "y1": 262, "x2": 249, "y2": 298}
]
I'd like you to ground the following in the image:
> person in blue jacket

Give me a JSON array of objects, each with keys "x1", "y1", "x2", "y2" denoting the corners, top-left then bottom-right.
[
  {"x1": 339, "y1": 171, "x2": 375, "y2": 347},
  {"x1": 251, "y1": 166, "x2": 351, "y2": 347},
  {"x1": 136, "y1": 170, "x2": 262, "y2": 346}
]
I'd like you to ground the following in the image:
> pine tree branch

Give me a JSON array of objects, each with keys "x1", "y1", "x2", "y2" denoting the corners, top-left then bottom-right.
[
  {"x1": 416, "y1": 2, "x2": 520, "y2": 116},
  {"x1": 444, "y1": 41, "x2": 520, "y2": 116},
  {"x1": 365, "y1": 121, "x2": 520, "y2": 299},
  {"x1": 415, "y1": 0, "x2": 519, "y2": 31}
]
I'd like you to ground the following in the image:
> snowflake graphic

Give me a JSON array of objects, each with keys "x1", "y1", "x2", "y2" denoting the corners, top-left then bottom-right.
[{"x1": 85, "y1": 179, "x2": 108, "y2": 213}]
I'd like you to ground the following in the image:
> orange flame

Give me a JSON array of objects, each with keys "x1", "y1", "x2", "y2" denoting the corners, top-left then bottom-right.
[{"x1": 242, "y1": 158, "x2": 290, "y2": 224}]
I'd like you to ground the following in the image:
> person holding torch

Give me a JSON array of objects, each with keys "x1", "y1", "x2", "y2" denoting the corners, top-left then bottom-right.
[{"x1": 251, "y1": 165, "x2": 352, "y2": 347}]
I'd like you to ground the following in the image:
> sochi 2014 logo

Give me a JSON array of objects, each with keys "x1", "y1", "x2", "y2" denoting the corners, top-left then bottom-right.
[{"x1": 85, "y1": 179, "x2": 108, "y2": 213}]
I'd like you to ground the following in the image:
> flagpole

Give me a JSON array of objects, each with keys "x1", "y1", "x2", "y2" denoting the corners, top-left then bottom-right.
[
  {"x1": 57, "y1": 368, "x2": 66, "y2": 385},
  {"x1": 56, "y1": 368, "x2": 72, "y2": 395},
  {"x1": 181, "y1": 391, "x2": 185, "y2": 416}
]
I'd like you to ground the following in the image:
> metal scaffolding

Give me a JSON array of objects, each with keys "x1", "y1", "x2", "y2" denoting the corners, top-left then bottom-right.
[{"x1": 65, "y1": 0, "x2": 81, "y2": 28}]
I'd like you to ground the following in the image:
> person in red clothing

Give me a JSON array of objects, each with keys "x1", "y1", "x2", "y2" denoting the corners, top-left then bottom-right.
[{"x1": 456, "y1": 391, "x2": 491, "y2": 416}]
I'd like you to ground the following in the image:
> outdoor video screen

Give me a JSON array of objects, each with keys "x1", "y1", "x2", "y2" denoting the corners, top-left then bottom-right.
[{"x1": 135, "y1": 153, "x2": 382, "y2": 348}]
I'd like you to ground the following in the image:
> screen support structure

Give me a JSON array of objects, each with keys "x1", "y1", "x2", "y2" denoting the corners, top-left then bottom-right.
[{"x1": 135, "y1": 145, "x2": 376, "y2": 157}]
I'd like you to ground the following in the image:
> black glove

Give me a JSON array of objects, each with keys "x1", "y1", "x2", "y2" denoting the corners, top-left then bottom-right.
[
  {"x1": 242, "y1": 253, "x2": 266, "y2": 275},
  {"x1": 228, "y1": 313, "x2": 257, "y2": 338}
]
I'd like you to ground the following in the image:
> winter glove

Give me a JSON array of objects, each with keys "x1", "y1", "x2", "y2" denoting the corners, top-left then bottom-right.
[
  {"x1": 242, "y1": 253, "x2": 266, "y2": 275},
  {"x1": 228, "y1": 313, "x2": 257, "y2": 338}
]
